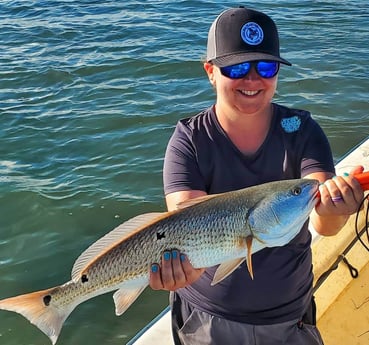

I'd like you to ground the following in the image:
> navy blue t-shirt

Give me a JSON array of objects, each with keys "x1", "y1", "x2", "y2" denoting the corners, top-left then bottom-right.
[{"x1": 163, "y1": 103, "x2": 335, "y2": 325}]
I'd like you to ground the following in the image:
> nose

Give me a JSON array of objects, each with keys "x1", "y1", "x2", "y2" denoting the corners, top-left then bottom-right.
[{"x1": 243, "y1": 66, "x2": 259, "y2": 80}]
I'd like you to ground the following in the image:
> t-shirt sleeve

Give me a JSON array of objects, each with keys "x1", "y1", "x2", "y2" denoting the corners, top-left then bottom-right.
[
  {"x1": 300, "y1": 118, "x2": 335, "y2": 177},
  {"x1": 163, "y1": 122, "x2": 206, "y2": 195}
]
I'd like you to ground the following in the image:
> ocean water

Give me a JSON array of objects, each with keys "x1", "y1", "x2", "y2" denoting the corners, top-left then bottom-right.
[{"x1": 0, "y1": 1, "x2": 368, "y2": 344}]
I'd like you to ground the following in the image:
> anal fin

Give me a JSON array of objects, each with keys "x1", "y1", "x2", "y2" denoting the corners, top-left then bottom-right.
[
  {"x1": 113, "y1": 285, "x2": 147, "y2": 316},
  {"x1": 211, "y1": 258, "x2": 245, "y2": 286}
]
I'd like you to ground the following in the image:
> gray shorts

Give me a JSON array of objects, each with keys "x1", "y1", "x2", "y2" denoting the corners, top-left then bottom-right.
[{"x1": 170, "y1": 292, "x2": 324, "y2": 345}]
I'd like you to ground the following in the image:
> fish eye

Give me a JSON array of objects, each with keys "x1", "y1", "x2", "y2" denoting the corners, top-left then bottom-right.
[{"x1": 291, "y1": 186, "x2": 302, "y2": 195}]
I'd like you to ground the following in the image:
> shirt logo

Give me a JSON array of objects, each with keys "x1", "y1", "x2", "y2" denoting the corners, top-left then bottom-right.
[
  {"x1": 241, "y1": 22, "x2": 264, "y2": 46},
  {"x1": 281, "y1": 116, "x2": 302, "y2": 133}
]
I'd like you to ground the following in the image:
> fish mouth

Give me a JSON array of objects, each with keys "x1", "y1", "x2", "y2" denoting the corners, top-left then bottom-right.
[{"x1": 312, "y1": 186, "x2": 320, "y2": 206}]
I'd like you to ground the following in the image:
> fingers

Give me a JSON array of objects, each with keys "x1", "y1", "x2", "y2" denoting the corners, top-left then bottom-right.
[
  {"x1": 149, "y1": 250, "x2": 205, "y2": 291},
  {"x1": 180, "y1": 254, "x2": 206, "y2": 284},
  {"x1": 161, "y1": 250, "x2": 185, "y2": 290},
  {"x1": 149, "y1": 263, "x2": 163, "y2": 290},
  {"x1": 317, "y1": 172, "x2": 364, "y2": 216}
]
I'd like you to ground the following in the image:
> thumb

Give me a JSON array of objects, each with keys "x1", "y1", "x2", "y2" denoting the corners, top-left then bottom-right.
[{"x1": 349, "y1": 165, "x2": 364, "y2": 176}]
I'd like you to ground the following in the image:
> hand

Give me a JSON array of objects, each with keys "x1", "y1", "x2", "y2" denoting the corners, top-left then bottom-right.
[
  {"x1": 316, "y1": 166, "x2": 364, "y2": 217},
  {"x1": 149, "y1": 250, "x2": 205, "y2": 291}
]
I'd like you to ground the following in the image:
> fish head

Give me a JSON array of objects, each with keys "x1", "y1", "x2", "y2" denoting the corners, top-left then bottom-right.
[{"x1": 248, "y1": 178, "x2": 319, "y2": 248}]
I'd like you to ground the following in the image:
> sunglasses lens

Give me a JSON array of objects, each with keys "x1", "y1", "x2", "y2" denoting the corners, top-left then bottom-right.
[
  {"x1": 220, "y1": 61, "x2": 280, "y2": 79},
  {"x1": 256, "y1": 61, "x2": 279, "y2": 78},
  {"x1": 220, "y1": 62, "x2": 251, "y2": 79}
]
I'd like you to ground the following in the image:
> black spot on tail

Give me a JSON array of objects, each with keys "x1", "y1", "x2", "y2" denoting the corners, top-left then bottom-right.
[
  {"x1": 81, "y1": 274, "x2": 89, "y2": 283},
  {"x1": 156, "y1": 231, "x2": 166, "y2": 240},
  {"x1": 43, "y1": 295, "x2": 52, "y2": 306}
]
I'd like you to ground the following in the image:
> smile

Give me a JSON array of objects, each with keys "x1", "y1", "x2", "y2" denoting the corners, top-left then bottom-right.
[{"x1": 239, "y1": 90, "x2": 260, "y2": 96}]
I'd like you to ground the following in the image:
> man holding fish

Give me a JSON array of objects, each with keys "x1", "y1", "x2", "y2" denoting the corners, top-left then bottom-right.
[{"x1": 150, "y1": 6, "x2": 364, "y2": 345}]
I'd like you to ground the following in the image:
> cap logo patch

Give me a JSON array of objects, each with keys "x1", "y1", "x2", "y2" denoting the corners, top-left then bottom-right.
[{"x1": 241, "y1": 22, "x2": 264, "y2": 46}]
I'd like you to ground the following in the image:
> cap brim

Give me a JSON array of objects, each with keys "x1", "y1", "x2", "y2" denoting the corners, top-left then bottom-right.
[{"x1": 211, "y1": 52, "x2": 291, "y2": 67}]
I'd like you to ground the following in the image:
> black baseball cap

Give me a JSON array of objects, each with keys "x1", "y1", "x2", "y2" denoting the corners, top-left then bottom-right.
[{"x1": 206, "y1": 7, "x2": 291, "y2": 67}]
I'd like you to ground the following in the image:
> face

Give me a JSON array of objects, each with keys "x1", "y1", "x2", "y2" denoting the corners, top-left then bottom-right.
[{"x1": 204, "y1": 61, "x2": 278, "y2": 119}]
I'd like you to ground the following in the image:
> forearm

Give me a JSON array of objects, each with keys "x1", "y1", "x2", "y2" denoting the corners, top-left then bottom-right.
[{"x1": 310, "y1": 209, "x2": 350, "y2": 236}]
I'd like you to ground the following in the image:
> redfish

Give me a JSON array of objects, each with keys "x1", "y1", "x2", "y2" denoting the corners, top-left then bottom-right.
[{"x1": 0, "y1": 178, "x2": 319, "y2": 344}]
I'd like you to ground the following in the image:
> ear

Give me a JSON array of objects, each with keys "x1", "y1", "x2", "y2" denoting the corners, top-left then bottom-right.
[{"x1": 204, "y1": 62, "x2": 216, "y2": 86}]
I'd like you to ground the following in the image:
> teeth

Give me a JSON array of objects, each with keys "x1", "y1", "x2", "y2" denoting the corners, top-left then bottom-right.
[{"x1": 241, "y1": 90, "x2": 259, "y2": 96}]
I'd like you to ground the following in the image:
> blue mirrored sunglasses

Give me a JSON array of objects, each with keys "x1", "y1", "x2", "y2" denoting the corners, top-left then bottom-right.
[{"x1": 220, "y1": 61, "x2": 280, "y2": 79}]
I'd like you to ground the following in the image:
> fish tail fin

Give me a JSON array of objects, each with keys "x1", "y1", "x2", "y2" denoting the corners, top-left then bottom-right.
[{"x1": 0, "y1": 288, "x2": 73, "y2": 345}]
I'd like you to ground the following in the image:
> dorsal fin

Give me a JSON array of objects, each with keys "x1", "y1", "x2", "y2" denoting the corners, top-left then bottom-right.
[
  {"x1": 71, "y1": 212, "x2": 165, "y2": 281},
  {"x1": 176, "y1": 194, "x2": 220, "y2": 209}
]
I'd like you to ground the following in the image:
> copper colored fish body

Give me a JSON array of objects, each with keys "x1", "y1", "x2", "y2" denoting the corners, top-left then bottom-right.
[{"x1": 0, "y1": 178, "x2": 319, "y2": 344}]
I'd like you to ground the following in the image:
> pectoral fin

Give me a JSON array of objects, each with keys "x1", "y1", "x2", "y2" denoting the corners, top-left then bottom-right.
[
  {"x1": 211, "y1": 258, "x2": 245, "y2": 286},
  {"x1": 246, "y1": 235, "x2": 254, "y2": 280},
  {"x1": 113, "y1": 285, "x2": 147, "y2": 316}
]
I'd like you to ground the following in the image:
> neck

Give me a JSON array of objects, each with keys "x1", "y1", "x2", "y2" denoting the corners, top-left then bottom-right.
[{"x1": 215, "y1": 103, "x2": 273, "y2": 155}]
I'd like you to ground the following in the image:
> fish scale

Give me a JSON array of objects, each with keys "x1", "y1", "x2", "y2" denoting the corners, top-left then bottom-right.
[{"x1": 0, "y1": 178, "x2": 319, "y2": 344}]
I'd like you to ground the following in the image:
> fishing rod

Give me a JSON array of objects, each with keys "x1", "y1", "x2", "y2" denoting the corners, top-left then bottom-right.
[
  {"x1": 315, "y1": 171, "x2": 369, "y2": 196},
  {"x1": 353, "y1": 171, "x2": 369, "y2": 191}
]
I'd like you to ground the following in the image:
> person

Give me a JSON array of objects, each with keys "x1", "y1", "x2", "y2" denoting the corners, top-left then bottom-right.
[{"x1": 149, "y1": 6, "x2": 364, "y2": 345}]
